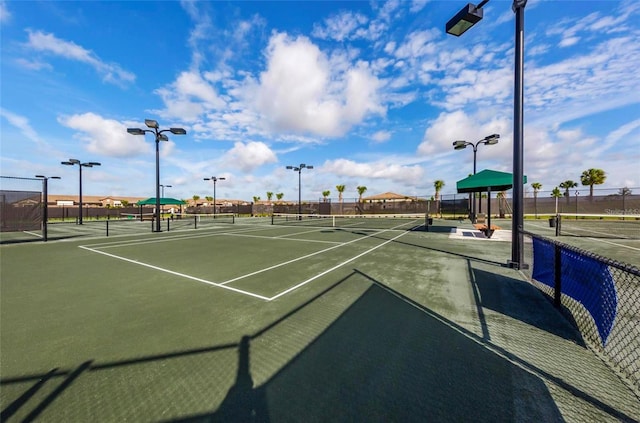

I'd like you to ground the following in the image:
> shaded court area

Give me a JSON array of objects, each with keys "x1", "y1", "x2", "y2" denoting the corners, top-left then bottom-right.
[{"x1": 1, "y1": 217, "x2": 638, "y2": 421}]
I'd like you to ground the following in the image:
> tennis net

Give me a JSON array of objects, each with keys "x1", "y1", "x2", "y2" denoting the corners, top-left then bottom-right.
[
  {"x1": 271, "y1": 213, "x2": 427, "y2": 230},
  {"x1": 558, "y1": 213, "x2": 640, "y2": 239},
  {"x1": 170, "y1": 213, "x2": 235, "y2": 230}
]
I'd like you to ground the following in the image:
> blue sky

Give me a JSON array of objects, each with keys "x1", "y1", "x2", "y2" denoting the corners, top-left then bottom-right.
[{"x1": 1, "y1": 0, "x2": 639, "y2": 202}]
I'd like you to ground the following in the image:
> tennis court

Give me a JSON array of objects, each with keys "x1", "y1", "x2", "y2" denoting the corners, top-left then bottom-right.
[{"x1": 1, "y1": 217, "x2": 639, "y2": 421}]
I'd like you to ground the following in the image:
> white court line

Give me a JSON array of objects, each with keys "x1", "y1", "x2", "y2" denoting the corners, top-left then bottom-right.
[
  {"x1": 219, "y1": 228, "x2": 395, "y2": 285},
  {"x1": 586, "y1": 237, "x2": 640, "y2": 251},
  {"x1": 23, "y1": 231, "x2": 42, "y2": 238},
  {"x1": 220, "y1": 232, "x2": 342, "y2": 245},
  {"x1": 78, "y1": 245, "x2": 270, "y2": 301},
  {"x1": 268, "y1": 229, "x2": 412, "y2": 301}
]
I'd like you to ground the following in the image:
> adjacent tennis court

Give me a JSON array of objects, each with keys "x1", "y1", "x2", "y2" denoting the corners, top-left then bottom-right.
[{"x1": 1, "y1": 217, "x2": 639, "y2": 421}]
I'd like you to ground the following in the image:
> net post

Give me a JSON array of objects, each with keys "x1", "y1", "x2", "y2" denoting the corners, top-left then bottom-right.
[
  {"x1": 194, "y1": 215, "x2": 198, "y2": 229},
  {"x1": 106, "y1": 220, "x2": 109, "y2": 237},
  {"x1": 167, "y1": 218, "x2": 170, "y2": 232},
  {"x1": 555, "y1": 214, "x2": 560, "y2": 236},
  {"x1": 554, "y1": 243, "x2": 562, "y2": 309}
]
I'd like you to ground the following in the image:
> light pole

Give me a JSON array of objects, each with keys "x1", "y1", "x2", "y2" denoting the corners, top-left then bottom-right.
[
  {"x1": 160, "y1": 184, "x2": 172, "y2": 198},
  {"x1": 203, "y1": 177, "x2": 225, "y2": 214},
  {"x1": 446, "y1": 0, "x2": 527, "y2": 269},
  {"x1": 127, "y1": 119, "x2": 186, "y2": 232},
  {"x1": 286, "y1": 164, "x2": 313, "y2": 217},
  {"x1": 452, "y1": 134, "x2": 499, "y2": 223},
  {"x1": 61, "y1": 159, "x2": 101, "y2": 224},
  {"x1": 35, "y1": 175, "x2": 61, "y2": 241}
]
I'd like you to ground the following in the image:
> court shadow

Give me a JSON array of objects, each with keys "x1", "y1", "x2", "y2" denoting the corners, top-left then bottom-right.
[
  {"x1": 253, "y1": 279, "x2": 564, "y2": 422},
  {"x1": 471, "y1": 267, "x2": 585, "y2": 346}
]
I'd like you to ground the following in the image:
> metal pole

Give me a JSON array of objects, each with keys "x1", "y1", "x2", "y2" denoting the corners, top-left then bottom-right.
[
  {"x1": 155, "y1": 133, "x2": 161, "y2": 232},
  {"x1": 510, "y1": 0, "x2": 526, "y2": 269},
  {"x1": 473, "y1": 147, "x2": 478, "y2": 221},
  {"x1": 213, "y1": 179, "x2": 217, "y2": 215},
  {"x1": 78, "y1": 164, "x2": 83, "y2": 224},
  {"x1": 42, "y1": 178, "x2": 49, "y2": 241},
  {"x1": 298, "y1": 168, "x2": 302, "y2": 216}
]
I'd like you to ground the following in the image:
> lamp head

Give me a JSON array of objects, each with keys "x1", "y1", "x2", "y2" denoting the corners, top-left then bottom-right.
[
  {"x1": 145, "y1": 119, "x2": 159, "y2": 129},
  {"x1": 127, "y1": 128, "x2": 145, "y2": 135},
  {"x1": 483, "y1": 134, "x2": 500, "y2": 145},
  {"x1": 445, "y1": 3, "x2": 484, "y2": 37},
  {"x1": 158, "y1": 133, "x2": 169, "y2": 142},
  {"x1": 306, "y1": 166, "x2": 314, "y2": 170},
  {"x1": 169, "y1": 127, "x2": 186, "y2": 135},
  {"x1": 453, "y1": 141, "x2": 468, "y2": 150},
  {"x1": 286, "y1": 166, "x2": 293, "y2": 170}
]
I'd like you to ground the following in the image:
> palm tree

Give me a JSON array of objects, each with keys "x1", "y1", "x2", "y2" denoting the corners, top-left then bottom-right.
[
  {"x1": 336, "y1": 185, "x2": 346, "y2": 213},
  {"x1": 357, "y1": 186, "x2": 367, "y2": 202},
  {"x1": 322, "y1": 190, "x2": 330, "y2": 202},
  {"x1": 618, "y1": 187, "x2": 632, "y2": 196},
  {"x1": 276, "y1": 193, "x2": 284, "y2": 203},
  {"x1": 551, "y1": 187, "x2": 563, "y2": 214},
  {"x1": 266, "y1": 191, "x2": 273, "y2": 204},
  {"x1": 580, "y1": 168, "x2": 606, "y2": 201},
  {"x1": 252, "y1": 196, "x2": 260, "y2": 203},
  {"x1": 192, "y1": 195, "x2": 200, "y2": 207},
  {"x1": 434, "y1": 180, "x2": 445, "y2": 217},
  {"x1": 559, "y1": 180, "x2": 577, "y2": 204},
  {"x1": 531, "y1": 182, "x2": 542, "y2": 218},
  {"x1": 205, "y1": 195, "x2": 213, "y2": 203}
]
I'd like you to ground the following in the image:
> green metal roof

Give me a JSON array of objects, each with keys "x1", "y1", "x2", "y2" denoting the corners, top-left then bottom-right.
[
  {"x1": 136, "y1": 197, "x2": 186, "y2": 205},
  {"x1": 456, "y1": 169, "x2": 527, "y2": 193}
]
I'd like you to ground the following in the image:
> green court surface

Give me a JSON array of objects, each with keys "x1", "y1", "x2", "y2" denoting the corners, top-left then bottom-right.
[{"x1": 1, "y1": 217, "x2": 639, "y2": 421}]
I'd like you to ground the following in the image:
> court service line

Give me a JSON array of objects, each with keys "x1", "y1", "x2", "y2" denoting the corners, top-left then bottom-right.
[
  {"x1": 218, "y1": 230, "x2": 384, "y2": 286},
  {"x1": 267, "y1": 228, "x2": 412, "y2": 301},
  {"x1": 587, "y1": 237, "x2": 640, "y2": 251},
  {"x1": 219, "y1": 231, "x2": 342, "y2": 245},
  {"x1": 78, "y1": 245, "x2": 270, "y2": 301}
]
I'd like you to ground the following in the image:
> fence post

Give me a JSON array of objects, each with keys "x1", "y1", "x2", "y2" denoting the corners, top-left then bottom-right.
[{"x1": 554, "y1": 243, "x2": 562, "y2": 308}]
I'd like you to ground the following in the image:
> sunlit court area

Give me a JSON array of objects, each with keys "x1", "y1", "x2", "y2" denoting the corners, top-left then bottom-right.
[
  {"x1": 1, "y1": 214, "x2": 639, "y2": 421},
  {"x1": 2, "y1": 0, "x2": 640, "y2": 420}
]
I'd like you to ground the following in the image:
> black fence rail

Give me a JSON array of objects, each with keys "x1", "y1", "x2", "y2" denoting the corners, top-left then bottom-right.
[{"x1": 523, "y1": 232, "x2": 640, "y2": 396}]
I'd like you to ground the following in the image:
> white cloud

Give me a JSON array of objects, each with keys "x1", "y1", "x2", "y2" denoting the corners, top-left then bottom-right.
[
  {"x1": 154, "y1": 71, "x2": 226, "y2": 123},
  {"x1": 418, "y1": 110, "x2": 509, "y2": 157},
  {"x1": 0, "y1": 1, "x2": 10, "y2": 23},
  {"x1": 24, "y1": 30, "x2": 135, "y2": 86},
  {"x1": 222, "y1": 141, "x2": 277, "y2": 172},
  {"x1": 312, "y1": 11, "x2": 369, "y2": 41},
  {"x1": 371, "y1": 130, "x2": 392, "y2": 143},
  {"x1": 58, "y1": 113, "x2": 151, "y2": 157},
  {"x1": 0, "y1": 108, "x2": 48, "y2": 148},
  {"x1": 321, "y1": 158, "x2": 424, "y2": 185},
  {"x1": 251, "y1": 32, "x2": 385, "y2": 137},
  {"x1": 559, "y1": 36, "x2": 579, "y2": 48}
]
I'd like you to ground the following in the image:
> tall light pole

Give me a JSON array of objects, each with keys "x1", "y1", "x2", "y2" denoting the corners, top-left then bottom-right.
[
  {"x1": 446, "y1": 0, "x2": 527, "y2": 269},
  {"x1": 61, "y1": 159, "x2": 101, "y2": 224},
  {"x1": 35, "y1": 175, "x2": 61, "y2": 241},
  {"x1": 160, "y1": 184, "x2": 172, "y2": 198},
  {"x1": 203, "y1": 177, "x2": 225, "y2": 215},
  {"x1": 127, "y1": 119, "x2": 186, "y2": 232},
  {"x1": 453, "y1": 134, "x2": 499, "y2": 223},
  {"x1": 286, "y1": 164, "x2": 313, "y2": 217}
]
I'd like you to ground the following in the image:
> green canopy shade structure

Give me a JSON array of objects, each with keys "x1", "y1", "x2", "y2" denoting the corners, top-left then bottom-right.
[
  {"x1": 136, "y1": 197, "x2": 186, "y2": 206},
  {"x1": 456, "y1": 169, "x2": 527, "y2": 193},
  {"x1": 456, "y1": 169, "x2": 527, "y2": 239}
]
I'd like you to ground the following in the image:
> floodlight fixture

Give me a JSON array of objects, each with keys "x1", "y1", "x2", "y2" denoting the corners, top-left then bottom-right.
[
  {"x1": 204, "y1": 177, "x2": 226, "y2": 214},
  {"x1": 445, "y1": 1, "x2": 488, "y2": 37},
  {"x1": 127, "y1": 119, "x2": 186, "y2": 232},
  {"x1": 60, "y1": 158, "x2": 100, "y2": 224}
]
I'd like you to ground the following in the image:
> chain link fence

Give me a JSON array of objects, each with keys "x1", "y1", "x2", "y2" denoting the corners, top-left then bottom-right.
[{"x1": 524, "y1": 232, "x2": 640, "y2": 396}]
